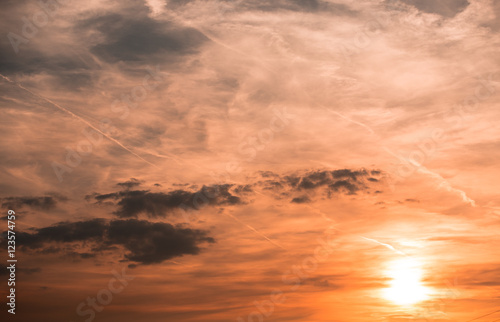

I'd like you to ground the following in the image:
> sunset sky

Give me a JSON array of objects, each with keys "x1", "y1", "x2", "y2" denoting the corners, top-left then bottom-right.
[{"x1": 1, "y1": 0, "x2": 500, "y2": 321}]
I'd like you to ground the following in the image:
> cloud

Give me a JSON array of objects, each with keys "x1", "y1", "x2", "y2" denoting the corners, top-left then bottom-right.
[
  {"x1": 0, "y1": 16, "x2": 95, "y2": 91},
  {"x1": 0, "y1": 265, "x2": 41, "y2": 276},
  {"x1": 89, "y1": 169, "x2": 382, "y2": 217},
  {"x1": 329, "y1": 180, "x2": 359, "y2": 194},
  {"x1": 90, "y1": 184, "x2": 243, "y2": 218},
  {"x1": 106, "y1": 219, "x2": 215, "y2": 264},
  {"x1": 117, "y1": 178, "x2": 142, "y2": 189},
  {"x1": 0, "y1": 195, "x2": 66, "y2": 211},
  {"x1": 239, "y1": 0, "x2": 358, "y2": 14},
  {"x1": 0, "y1": 43, "x2": 93, "y2": 90},
  {"x1": 404, "y1": 198, "x2": 420, "y2": 203},
  {"x1": 291, "y1": 195, "x2": 311, "y2": 203},
  {"x1": 397, "y1": 0, "x2": 470, "y2": 18},
  {"x1": 258, "y1": 169, "x2": 383, "y2": 201},
  {"x1": 165, "y1": 0, "x2": 357, "y2": 15},
  {"x1": 79, "y1": 12, "x2": 209, "y2": 63},
  {"x1": 15, "y1": 218, "x2": 108, "y2": 249},
  {"x1": 0, "y1": 0, "x2": 208, "y2": 93},
  {"x1": 13, "y1": 218, "x2": 214, "y2": 265}
]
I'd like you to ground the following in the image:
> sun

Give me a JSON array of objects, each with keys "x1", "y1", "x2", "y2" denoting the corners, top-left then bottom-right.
[{"x1": 383, "y1": 258, "x2": 431, "y2": 305}]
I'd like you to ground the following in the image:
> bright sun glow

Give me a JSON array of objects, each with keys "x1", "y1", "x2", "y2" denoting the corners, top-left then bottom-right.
[{"x1": 383, "y1": 258, "x2": 431, "y2": 305}]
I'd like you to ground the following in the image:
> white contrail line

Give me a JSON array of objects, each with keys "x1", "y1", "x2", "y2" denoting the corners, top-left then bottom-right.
[
  {"x1": 253, "y1": 187, "x2": 408, "y2": 258},
  {"x1": 304, "y1": 205, "x2": 337, "y2": 224},
  {"x1": 302, "y1": 205, "x2": 408, "y2": 258},
  {"x1": 0, "y1": 73, "x2": 159, "y2": 169},
  {"x1": 225, "y1": 211, "x2": 286, "y2": 250},
  {"x1": 136, "y1": 147, "x2": 206, "y2": 171},
  {"x1": 417, "y1": 166, "x2": 476, "y2": 207},
  {"x1": 384, "y1": 147, "x2": 476, "y2": 207},
  {"x1": 361, "y1": 237, "x2": 407, "y2": 256},
  {"x1": 325, "y1": 107, "x2": 375, "y2": 134},
  {"x1": 224, "y1": 188, "x2": 286, "y2": 250},
  {"x1": 465, "y1": 309, "x2": 500, "y2": 322},
  {"x1": 303, "y1": 204, "x2": 406, "y2": 257},
  {"x1": 164, "y1": 8, "x2": 279, "y2": 76}
]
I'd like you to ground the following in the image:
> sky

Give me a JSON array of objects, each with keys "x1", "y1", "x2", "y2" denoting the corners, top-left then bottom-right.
[{"x1": 0, "y1": 0, "x2": 500, "y2": 321}]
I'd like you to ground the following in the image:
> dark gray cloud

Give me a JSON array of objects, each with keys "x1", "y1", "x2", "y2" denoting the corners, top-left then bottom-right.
[
  {"x1": 223, "y1": 0, "x2": 358, "y2": 15},
  {"x1": 291, "y1": 195, "x2": 311, "y2": 204},
  {"x1": 80, "y1": 13, "x2": 208, "y2": 63},
  {"x1": 93, "y1": 169, "x2": 381, "y2": 217},
  {"x1": 0, "y1": 41, "x2": 56, "y2": 73},
  {"x1": 259, "y1": 169, "x2": 380, "y2": 197},
  {"x1": 0, "y1": 195, "x2": 66, "y2": 211},
  {"x1": 397, "y1": 0, "x2": 469, "y2": 17},
  {"x1": 11, "y1": 218, "x2": 214, "y2": 265},
  {"x1": 297, "y1": 170, "x2": 336, "y2": 190},
  {"x1": 15, "y1": 218, "x2": 107, "y2": 249},
  {"x1": 164, "y1": 0, "x2": 358, "y2": 16},
  {"x1": 106, "y1": 219, "x2": 214, "y2": 264},
  {"x1": 3, "y1": 169, "x2": 380, "y2": 266},
  {"x1": 0, "y1": 0, "x2": 206, "y2": 92},
  {"x1": 329, "y1": 180, "x2": 359, "y2": 195},
  {"x1": 0, "y1": 265, "x2": 41, "y2": 276},
  {"x1": 117, "y1": 178, "x2": 142, "y2": 189},
  {"x1": 90, "y1": 184, "x2": 242, "y2": 218},
  {"x1": 405, "y1": 198, "x2": 420, "y2": 203},
  {"x1": 0, "y1": 38, "x2": 94, "y2": 91}
]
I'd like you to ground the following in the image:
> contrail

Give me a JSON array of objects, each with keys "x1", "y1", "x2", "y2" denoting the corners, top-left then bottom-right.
[
  {"x1": 136, "y1": 147, "x2": 205, "y2": 170},
  {"x1": 361, "y1": 237, "x2": 407, "y2": 256},
  {"x1": 303, "y1": 204, "x2": 406, "y2": 257},
  {"x1": 465, "y1": 309, "x2": 500, "y2": 322},
  {"x1": 304, "y1": 204, "x2": 337, "y2": 224},
  {"x1": 255, "y1": 183, "x2": 342, "y2": 243},
  {"x1": 224, "y1": 211, "x2": 286, "y2": 250},
  {"x1": 416, "y1": 167, "x2": 476, "y2": 207},
  {"x1": 0, "y1": 73, "x2": 159, "y2": 169},
  {"x1": 325, "y1": 107, "x2": 375, "y2": 134},
  {"x1": 167, "y1": 260, "x2": 196, "y2": 268},
  {"x1": 416, "y1": 165, "x2": 476, "y2": 207},
  {"x1": 384, "y1": 147, "x2": 476, "y2": 207},
  {"x1": 164, "y1": 6, "x2": 279, "y2": 76},
  {"x1": 227, "y1": 188, "x2": 287, "y2": 250},
  {"x1": 299, "y1": 204, "x2": 406, "y2": 257}
]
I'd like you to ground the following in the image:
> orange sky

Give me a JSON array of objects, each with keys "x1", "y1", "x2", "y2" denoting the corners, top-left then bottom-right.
[{"x1": 1, "y1": 0, "x2": 500, "y2": 321}]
